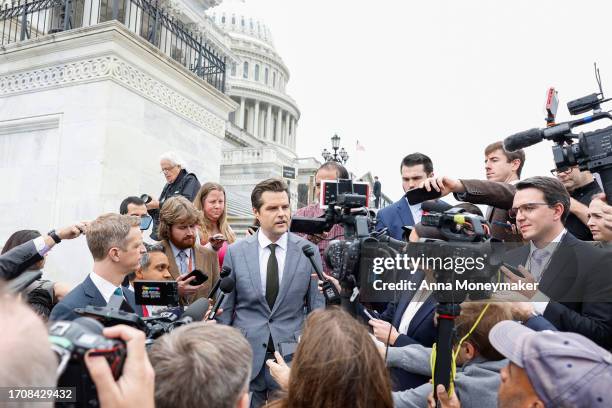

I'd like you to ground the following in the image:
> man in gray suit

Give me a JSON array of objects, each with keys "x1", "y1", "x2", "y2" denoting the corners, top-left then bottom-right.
[{"x1": 219, "y1": 178, "x2": 324, "y2": 407}]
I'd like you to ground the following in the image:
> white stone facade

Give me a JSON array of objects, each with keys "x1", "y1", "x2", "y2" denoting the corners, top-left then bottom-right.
[{"x1": 0, "y1": 22, "x2": 236, "y2": 285}]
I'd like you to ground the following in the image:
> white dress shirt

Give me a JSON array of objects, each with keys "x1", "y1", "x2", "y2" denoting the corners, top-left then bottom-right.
[
  {"x1": 258, "y1": 231, "x2": 288, "y2": 297},
  {"x1": 398, "y1": 287, "x2": 432, "y2": 334},
  {"x1": 169, "y1": 242, "x2": 193, "y2": 274},
  {"x1": 528, "y1": 228, "x2": 567, "y2": 314},
  {"x1": 406, "y1": 198, "x2": 423, "y2": 224},
  {"x1": 89, "y1": 272, "x2": 123, "y2": 303}
]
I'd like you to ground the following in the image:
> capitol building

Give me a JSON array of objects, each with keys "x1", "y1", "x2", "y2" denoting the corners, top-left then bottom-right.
[{"x1": 0, "y1": 0, "x2": 323, "y2": 283}]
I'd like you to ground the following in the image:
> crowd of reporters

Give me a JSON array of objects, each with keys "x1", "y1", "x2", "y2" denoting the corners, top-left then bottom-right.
[{"x1": 2, "y1": 144, "x2": 612, "y2": 408}]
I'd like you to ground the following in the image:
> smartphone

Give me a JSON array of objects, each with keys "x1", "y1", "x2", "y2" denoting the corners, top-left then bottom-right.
[
  {"x1": 184, "y1": 269, "x2": 209, "y2": 286},
  {"x1": 211, "y1": 234, "x2": 227, "y2": 242},
  {"x1": 405, "y1": 187, "x2": 442, "y2": 205},
  {"x1": 502, "y1": 262, "x2": 525, "y2": 278}
]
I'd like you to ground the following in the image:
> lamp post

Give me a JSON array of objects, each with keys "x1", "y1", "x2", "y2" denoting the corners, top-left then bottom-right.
[{"x1": 321, "y1": 134, "x2": 349, "y2": 164}]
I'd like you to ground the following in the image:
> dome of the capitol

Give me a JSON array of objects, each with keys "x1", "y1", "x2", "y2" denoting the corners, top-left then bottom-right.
[{"x1": 208, "y1": 0, "x2": 275, "y2": 48}]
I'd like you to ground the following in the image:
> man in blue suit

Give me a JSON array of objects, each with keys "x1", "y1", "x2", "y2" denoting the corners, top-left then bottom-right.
[
  {"x1": 376, "y1": 153, "x2": 436, "y2": 240},
  {"x1": 49, "y1": 214, "x2": 146, "y2": 321}
]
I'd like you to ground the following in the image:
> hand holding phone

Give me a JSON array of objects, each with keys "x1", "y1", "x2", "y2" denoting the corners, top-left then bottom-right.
[
  {"x1": 502, "y1": 262, "x2": 525, "y2": 278},
  {"x1": 405, "y1": 187, "x2": 442, "y2": 205}
]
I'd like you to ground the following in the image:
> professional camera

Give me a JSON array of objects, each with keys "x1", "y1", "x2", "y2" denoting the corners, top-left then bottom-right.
[
  {"x1": 49, "y1": 317, "x2": 126, "y2": 408},
  {"x1": 504, "y1": 64, "x2": 612, "y2": 204}
]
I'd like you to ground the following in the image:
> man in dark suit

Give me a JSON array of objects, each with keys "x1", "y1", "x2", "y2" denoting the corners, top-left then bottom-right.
[
  {"x1": 219, "y1": 178, "x2": 324, "y2": 407},
  {"x1": 499, "y1": 177, "x2": 612, "y2": 349},
  {"x1": 49, "y1": 214, "x2": 146, "y2": 321},
  {"x1": 373, "y1": 176, "x2": 382, "y2": 209},
  {"x1": 376, "y1": 153, "x2": 436, "y2": 240}
]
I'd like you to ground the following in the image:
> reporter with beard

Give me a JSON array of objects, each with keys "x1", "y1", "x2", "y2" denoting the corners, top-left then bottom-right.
[{"x1": 158, "y1": 196, "x2": 219, "y2": 306}]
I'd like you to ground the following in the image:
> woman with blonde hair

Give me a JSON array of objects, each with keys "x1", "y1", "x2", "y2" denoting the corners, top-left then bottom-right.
[
  {"x1": 266, "y1": 307, "x2": 394, "y2": 408},
  {"x1": 193, "y1": 182, "x2": 236, "y2": 266}
]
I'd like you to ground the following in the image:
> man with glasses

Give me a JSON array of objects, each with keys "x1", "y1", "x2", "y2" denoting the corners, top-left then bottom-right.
[
  {"x1": 500, "y1": 176, "x2": 612, "y2": 350},
  {"x1": 550, "y1": 166, "x2": 601, "y2": 240}
]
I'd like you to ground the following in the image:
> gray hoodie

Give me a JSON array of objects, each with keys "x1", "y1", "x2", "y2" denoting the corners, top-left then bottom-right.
[{"x1": 387, "y1": 344, "x2": 505, "y2": 408}]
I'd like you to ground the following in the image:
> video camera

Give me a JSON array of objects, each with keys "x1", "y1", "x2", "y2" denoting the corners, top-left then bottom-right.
[{"x1": 504, "y1": 64, "x2": 612, "y2": 204}]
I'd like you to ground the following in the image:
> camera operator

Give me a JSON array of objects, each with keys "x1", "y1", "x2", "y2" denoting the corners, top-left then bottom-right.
[
  {"x1": 293, "y1": 161, "x2": 348, "y2": 273},
  {"x1": 588, "y1": 197, "x2": 612, "y2": 246},
  {"x1": 0, "y1": 288, "x2": 57, "y2": 407},
  {"x1": 143, "y1": 152, "x2": 201, "y2": 241},
  {"x1": 0, "y1": 223, "x2": 85, "y2": 280},
  {"x1": 85, "y1": 324, "x2": 155, "y2": 408},
  {"x1": 489, "y1": 320, "x2": 612, "y2": 408},
  {"x1": 49, "y1": 214, "x2": 145, "y2": 321},
  {"x1": 148, "y1": 323, "x2": 251, "y2": 408},
  {"x1": 158, "y1": 196, "x2": 219, "y2": 305},
  {"x1": 552, "y1": 166, "x2": 601, "y2": 240},
  {"x1": 496, "y1": 177, "x2": 612, "y2": 350},
  {"x1": 376, "y1": 153, "x2": 439, "y2": 240}
]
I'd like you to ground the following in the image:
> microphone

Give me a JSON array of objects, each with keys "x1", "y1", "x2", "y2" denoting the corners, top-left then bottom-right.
[
  {"x1": 180, "y1": 297, "x2": 211, "y2": 324},
  {"x1": 503, "y1": 128, "x2": 544, "y2": 152},
  {"x1": 302, "y1": 245, "x2": 340, "y2": 304},
  {"x1": 207, "y1": 277, "x2": 235, "y2": 320},
  {"x1": 421, "y1": 200, "x2": 452, "y2": 214},
  {"x1": 207, "y1": 266, "x2": 232, "y2": 299}
]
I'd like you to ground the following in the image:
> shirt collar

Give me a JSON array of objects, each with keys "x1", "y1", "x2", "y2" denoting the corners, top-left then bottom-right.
[
  {"x1": 89, "y1": 271, "x2": 122, "y2": 303},
  {"x1": 529, "y1": 228, "x2": 567, "y2": 253},
  {"x1": 258, "y1": 230, "x2": 288, "y2": 251},
  {"x1": 169, "y1": 241, "x2": 191, "y2": 259}
]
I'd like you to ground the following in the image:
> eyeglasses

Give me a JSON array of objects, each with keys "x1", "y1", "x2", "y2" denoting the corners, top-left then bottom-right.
[
  {"x1": 160, "y1": 165, "x2": 177, "y2": 174},
  {"x1": 508, "y1": 202, "x2": 551, "y2": 219},
  {"x1": 550, "y1": 167, "x2": 573, "y2": 176}
]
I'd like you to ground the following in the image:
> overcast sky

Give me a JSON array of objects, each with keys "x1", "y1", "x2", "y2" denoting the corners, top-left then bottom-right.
[{"x1": 222, "y1": 0, "x2": 612, "y2": 199}]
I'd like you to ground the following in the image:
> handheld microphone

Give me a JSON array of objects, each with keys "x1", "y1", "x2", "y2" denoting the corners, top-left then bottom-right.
[
  {"x1": 207, "y1": 277, "x2": 235, "y2": 320},
  {"x1": 302, "y1": 245, "x2": 340, "y2": 304},
  {"x1": 503, "y1": 128, "x2": 544, "y2": 152},
  {"x1": 207, "y1": 266, "x2": 232, "y2": 299},
  {"x1": 180, "y1": 297, "x2": 211, "y2": 324}
]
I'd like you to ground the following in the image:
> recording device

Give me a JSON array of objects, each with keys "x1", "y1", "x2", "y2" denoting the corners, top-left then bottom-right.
[
  {"x1": 320, "y1": 179, "x2": 370, "y2": 208},
  {"x1": 49, "y1": 317, "x2": 126, "y2": 408},
  {"x1": 207, "y1": 277, "x2": 235, "y2": 320},
  {"x1": 405, "y1": 186, "x2": 442, "y2": 205},
  {"x1": 207, "y1": 266, "x2": 231, "y2": 299},
  {"x1": 133, "y1": 280, "x2": 179, "y2": 306},
  {"x1": 502, "y1": 262, "x2": 525, "y2": 278},
  {"x1": 184, "y1": 269, "x2": 208, "y2": 286},
  {"x1": 545, "y1": 87, "x2": 559, "y2": 126},
  {"x1": 302, "y1": 244, "x2": 340, "y2": 304},
  {"x1": 503, "y1": 64, "x2": 612, "y2": 204},
  {"x1": 139, "y1": 215, "x2": 153, "y2": 231},
  {"x1": 6, "y1": 270, "x2": 42, "y2": 293}
]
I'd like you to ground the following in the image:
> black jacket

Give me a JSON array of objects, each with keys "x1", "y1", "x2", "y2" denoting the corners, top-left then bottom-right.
[
  {"x1": 504, "y1": 232, "x2": 612, "y2": 349},
  {"x1": 150, "y1": 169, "x2": 201, "y2": 240},
  {"x1": 0, "y1": 240, "x2": 43, "y2": 280}
]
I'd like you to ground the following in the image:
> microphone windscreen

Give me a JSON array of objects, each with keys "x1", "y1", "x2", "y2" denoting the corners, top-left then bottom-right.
[
  {"x1": 182, "y1": 297, "x2": 210, "y2": 322},
  {"x1": 503, "y1": 128, "x2": 543, "y2": 152},
  {"x1": 219, "y1": 277, "x2": 235, "y2": 294},
  {"x1": 220, "y1": 266, "x2": 232, "y2": 278},
  {"x1": 421, "y1": 200, "x2": 452, "y2": 213}
]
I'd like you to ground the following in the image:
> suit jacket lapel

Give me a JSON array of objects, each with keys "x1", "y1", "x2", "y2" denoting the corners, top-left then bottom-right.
[
  {"x1": 272, "y1": 234, "x2": 299, "y2": 314},
  {"x1": 245, "y1": 234, "x2": 268, "y2": 310},
  {"x1": 407, "y1": 294, "x2": 436, "y2": 336},
  {"x1": 83, "y1": 275, "x2": 106, "y2": 306},
  {"x1": 396, "y1": 198, "x2": 414, "y2": 227},
  {"x1": 539, "y1": 234, "x2": 579, "y2": 297}
]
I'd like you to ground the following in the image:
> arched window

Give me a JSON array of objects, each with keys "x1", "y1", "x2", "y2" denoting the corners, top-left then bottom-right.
[
  {"x1": 272, "y1": 72, "x2": 276, "y2": 87},
  {"x1": 254, "y1": 64, "x2": 260, "y2": 81},
  {"x1": 241, "y1": 18, "x2": 245, "y2": 27},
  {"x1": 264, "y1": 67, "x2": 269, "y2": 85},
  {"x1": 221, "y1": 16, "x2": 225, "y2": 24},
  {"x1": 243, "y1": 61, "x2": 249, "y2": 79},
  {"x1": 231, "y1": 15, "x2": 235, "y2": 25},
  {"x1": 231, "y1": 63, "x2": 236, "y2": 76}
]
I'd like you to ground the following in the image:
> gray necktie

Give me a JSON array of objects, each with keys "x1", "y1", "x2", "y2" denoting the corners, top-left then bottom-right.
[
  {"x1": 530, "y1": 248, "x2": 550, "y2": 282},
  {"x1": 177, "y1": 250, "x2": 188, "y2": 275}
]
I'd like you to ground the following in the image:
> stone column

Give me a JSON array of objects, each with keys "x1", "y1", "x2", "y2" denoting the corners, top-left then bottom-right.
[
  {"x1": 239, "y1": 97, "x2": 245, "y2": 129},
  {"x1": 276, "y1": 108, "x2": 282, "y2": 142},
  {"x1": 284, "y1": 115, "x2": 290, "y2": 145},
  {"x1": 253, "y1": 101, "x2": 260, "y2": 138},
  {"x1": 292, "y1": 120, "x2": 298, "y2": 150},
  {"x1": 266, "y1": 104, "x2": 272, "y2": 140},
  {"x1": 246, "y1": 104, "x2": 253, "y2": 134}
]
